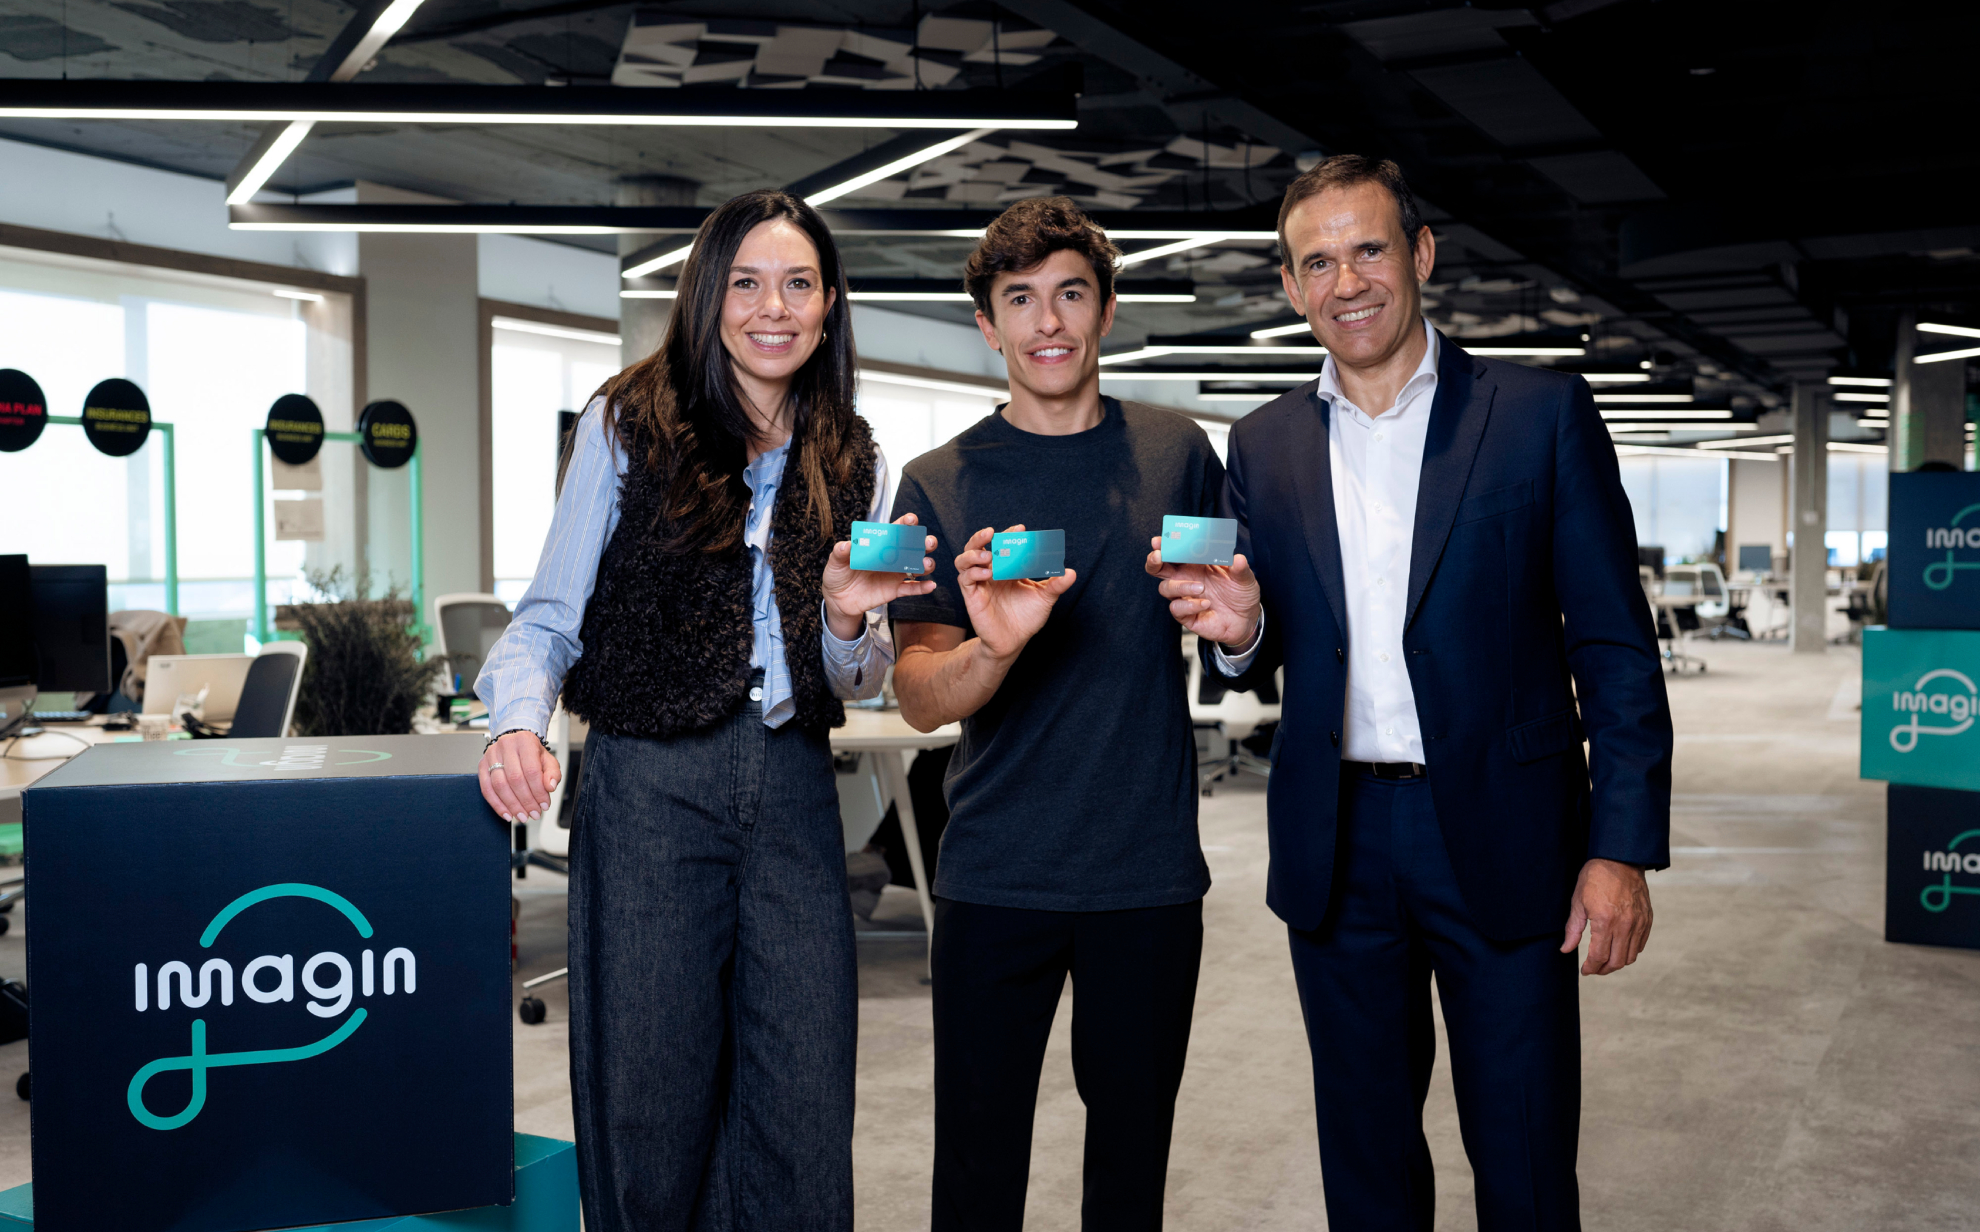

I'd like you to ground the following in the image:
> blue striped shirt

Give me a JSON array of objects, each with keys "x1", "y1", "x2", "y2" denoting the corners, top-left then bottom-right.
[{"x1": 476, "y1": 398, "x2": 894, "y2": 735}]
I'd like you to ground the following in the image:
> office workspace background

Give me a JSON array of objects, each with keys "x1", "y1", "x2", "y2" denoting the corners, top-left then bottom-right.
[{"x1": 0, "y1": 3, "x2": 1977, "y2": 1228}]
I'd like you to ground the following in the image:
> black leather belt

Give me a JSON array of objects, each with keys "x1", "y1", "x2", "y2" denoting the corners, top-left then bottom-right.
[{"x1": 1344, "y1": 760, "x2": 1427, "y2": 780}]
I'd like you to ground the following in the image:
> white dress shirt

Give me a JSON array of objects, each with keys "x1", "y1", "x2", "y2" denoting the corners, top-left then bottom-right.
[{"x1": 1220, "y1": 319, "x2": 1440, "y2": 764}]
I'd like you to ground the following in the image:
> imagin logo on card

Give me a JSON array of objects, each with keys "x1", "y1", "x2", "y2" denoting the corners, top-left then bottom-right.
[
  {"x1": 990, "y1": 530, "x2": 1066, "y2": 581},
  {"x1": 1161, "y1": 516, "x2": 1237, "y2": 566},
  {"x1": 848, "y1": 521, "x2": 926, "y2": 574}
]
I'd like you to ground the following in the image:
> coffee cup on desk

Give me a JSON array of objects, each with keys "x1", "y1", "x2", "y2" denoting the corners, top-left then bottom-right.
[{"x1": 137, "y1": 714, "x2": 171, "y2": 742}]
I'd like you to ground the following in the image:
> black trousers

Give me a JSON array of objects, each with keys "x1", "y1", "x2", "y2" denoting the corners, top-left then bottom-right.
[
  {"x1": 930, "y1": 897, "x2": 1204, "y2": 1232},
  {"x1": 1289, "y1": 769, "x2": 1581, "y2": 1232}
]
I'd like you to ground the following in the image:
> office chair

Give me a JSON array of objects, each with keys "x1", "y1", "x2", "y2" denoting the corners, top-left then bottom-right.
[
  {"x1": 1182, "y1": 633, "x2": 1281, "y2": 793},
  {"x1": 227, "y1": 643, "x2": 308, "y2": 738},
  {"x1": 432, "y1": 594, "x2": 571, "y2": 871},
  {"x1": 1651, "y1": 571, "x2": 1710, "y2": 675}
]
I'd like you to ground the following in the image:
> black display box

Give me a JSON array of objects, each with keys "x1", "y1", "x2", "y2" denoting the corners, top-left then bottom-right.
[
  {"x1": 23, "y1": 735, "x2": 512, "y2": 1232},
  {"x1": 1886, "y1": 782, "x2": 1980, "y2": 951}
]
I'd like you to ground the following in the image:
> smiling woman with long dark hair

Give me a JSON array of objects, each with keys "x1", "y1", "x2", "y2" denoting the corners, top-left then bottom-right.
[{"x1": 473, "y1": 189, "x2": 935, "y2": 1232}]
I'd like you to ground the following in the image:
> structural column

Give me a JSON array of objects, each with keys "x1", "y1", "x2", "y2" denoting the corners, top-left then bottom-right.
[
  {"x1": 1790, "y1": 382, "x2": 1830, "y2": 653},
  {"x1": 1893, "y1": 312, "x2": 1970, "y2": 471},
  {"x1": 616, "y1": 175, "x2": 698, "y2": 369}
]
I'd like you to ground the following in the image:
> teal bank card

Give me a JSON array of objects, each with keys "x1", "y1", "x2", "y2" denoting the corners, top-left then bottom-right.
[
  {"x1": 849, "y1": 521, "x2": 926, "y2": 574},
  {"x1": 990, "y1": 530, "x2": 1066, "y2": 581},
  {"x1": 1161, "y1": 515, "x2": 1238, "y2": 566}
]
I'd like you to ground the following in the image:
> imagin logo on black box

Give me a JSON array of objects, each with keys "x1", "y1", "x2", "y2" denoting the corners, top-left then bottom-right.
[{"x1": 25, "y1": 734, "x2": 512, "y2": 1232}]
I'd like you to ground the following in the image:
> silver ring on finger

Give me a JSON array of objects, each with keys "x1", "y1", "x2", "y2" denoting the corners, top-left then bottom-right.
[{"x1": 490, "y1": 761, "x2": 504, "y2": 770}]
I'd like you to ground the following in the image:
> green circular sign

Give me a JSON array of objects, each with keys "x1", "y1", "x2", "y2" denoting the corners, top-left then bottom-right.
[
  {"x1": 266, "y1": 393, "x2": 325, "y2": 466},
  {"x1": 0, "y1": 369, "x2": 48, "y2": 453},
  {"x1": 82, "y1": 378, "x2": 151, "y2": 458},
  {"x1": 357, "y1": 399, "x2": 417, "y2": 469}
]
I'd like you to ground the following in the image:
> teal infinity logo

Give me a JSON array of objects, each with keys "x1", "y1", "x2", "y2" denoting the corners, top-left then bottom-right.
[
  {"x1": 1923, "y1": 503, "x2": 1980, "y2": 591},
  {"x1": 1922, "y1": 828, "x2": 1980, "y2": 914},
  {"x1": 128, "y1": 884, "x2": 374, "y2": 1131}
]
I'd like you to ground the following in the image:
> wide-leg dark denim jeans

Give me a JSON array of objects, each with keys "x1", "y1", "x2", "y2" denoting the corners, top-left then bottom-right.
[{"x1": 567, "y1": 696, "x2": 856, "y2": 1232}]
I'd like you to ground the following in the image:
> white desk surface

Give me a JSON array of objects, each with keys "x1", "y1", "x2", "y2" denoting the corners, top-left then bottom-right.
[
  {"x1": 830, "y1": 708, "x2": 959, "y2": 752},
  {"x1": 1, "y1": 725, "x2": 127, "y2": 800}
]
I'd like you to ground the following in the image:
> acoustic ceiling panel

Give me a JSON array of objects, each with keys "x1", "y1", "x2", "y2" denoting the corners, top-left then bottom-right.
[{"x1": 1525, "y1": 151, "x2": 1665, "y2": 204}]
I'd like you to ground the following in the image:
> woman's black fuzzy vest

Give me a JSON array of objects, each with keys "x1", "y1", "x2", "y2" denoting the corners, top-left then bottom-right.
[{"x1": 562, "y1": 417, "x2": 876, "y2": 739}]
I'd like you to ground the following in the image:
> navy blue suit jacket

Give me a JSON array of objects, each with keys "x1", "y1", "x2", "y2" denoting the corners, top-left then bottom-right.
[{"x1": 1216, "y1": 334, "x2": 1673, "y2": 940}]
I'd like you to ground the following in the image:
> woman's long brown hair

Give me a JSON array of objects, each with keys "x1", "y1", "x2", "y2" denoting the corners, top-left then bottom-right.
[{"x1": 593, "y1": 189, "x2": 860, "y2": 552}]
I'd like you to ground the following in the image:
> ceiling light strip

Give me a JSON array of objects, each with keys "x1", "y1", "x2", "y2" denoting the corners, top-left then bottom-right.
[
  {"x1": 804, "y1": 128, "x2": 997, "y2": 208},
  {"x1": 1592, "y1": 393, "x2": 1695, "y2": 403},
  {"x1": 1614, "y1": 444, "x2": 1781, "y2": 462},
  {"x1": 1827, "y1": 375, "x2": 1892, "y2": 387},
  {"x1": 1914, "y1": 346, "x2": 1980, "y2": 365},
  {"x1": 492, "y1": 316, "x2": 622, "y2": 346},
  {"x1": 1117, "y1": 236, "x2": 1234, "y2": 269},
  {"x1": 1917, "y1": 322, "x2": 1980, "y2": 340},
  {"x1": 0, "y1": 82, "x2": 1079, "y2": 129},
  {"x1": 224, "y1": 119, "x2": 314, "y2": 206}
]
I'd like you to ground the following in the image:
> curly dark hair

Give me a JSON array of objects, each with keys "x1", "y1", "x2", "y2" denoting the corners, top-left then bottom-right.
[{"x1": 963, "y1": 196, "x2": 1123, "y2": 319}]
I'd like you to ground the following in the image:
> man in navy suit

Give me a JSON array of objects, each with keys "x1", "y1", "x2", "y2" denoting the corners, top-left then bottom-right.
[{"x1": 1147, "y1": 156, "x2": 1672, "y2": 1230}]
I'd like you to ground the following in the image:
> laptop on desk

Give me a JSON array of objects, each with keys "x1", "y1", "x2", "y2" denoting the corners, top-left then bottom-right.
[{"x1": 141, "y1": 653, "x2": 255, "y2": 722}]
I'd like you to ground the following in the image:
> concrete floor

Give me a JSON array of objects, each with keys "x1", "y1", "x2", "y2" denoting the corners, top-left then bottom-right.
[{"x1": 3, "y1": 639, "x2": 1979, "y2": 1229}]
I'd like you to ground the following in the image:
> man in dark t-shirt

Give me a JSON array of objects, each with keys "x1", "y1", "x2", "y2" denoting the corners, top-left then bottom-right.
[{"x1": 887, "y1": 197, "x2": 1235, "y2": 1231}]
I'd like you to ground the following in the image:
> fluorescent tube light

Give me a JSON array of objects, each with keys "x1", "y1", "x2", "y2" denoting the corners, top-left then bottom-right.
[
  {"x1": 1832, "y1": 391, "x2": 1889, "y2": 403},
  {"x1": 1250, "y1": 322, "x2": 1309, "y2": 339},
  {"x1": 858, "y1": 370, "x2": 1008, "y2": 399},
  {"x1": 1918, "y1": 322, "x2": 1980, "y2": 339},
  {"x1": 1111, "y1": 231, "x2": 1276, "y2": 241},
  {"x1": 1100, "y1": 344, "x2": 1328, "y2": 364},
  {"x1": 1097, "y1": 371, "x2": 1316, "y2": 382},
  {"x1": 1829, "y1": 442, "x2": 1888, "y2": 454},
  {"x1": 1466, "y1": 346, "x2": 1585, "y2": 357},
  {"x1": 225, "y1": 119, "x2": 313, "y2": 205},
  {"x1": 1598, "y1": 409, "x2": 1728, "y2": 419},
  {"x1": 1117, "y1": 236, "x2": 1232, "y2": 268},
  {"x1": 272, "y1": 287, "x2": 325, "y2": 302},
  {"x1": 1196, "y1": 393, "x2": 1278, "y2": 402},
  {"x1": 1697, "y1": 434, "x2": 1795, "y2": 449},
  {"x1": 492, "y1": 316, "x2": 621, "y2": 346},
  {"x1": 620, "y1": 289, "x2": 677, "y2": 299},
  {"x1": 0, "y1": 82, "x2": 1080, "y2": 130},
  {"x1": 1593, "y1": 393, "x2": 1694, "y2": 403},
  {"x1": 1915, "y1": 346, "x2": 1980, "y2": 364},
  {"x1": 623, "y1": 243, "x2": 696, "y2": 280},
  {"x1": 1578, "y1": 373, "x2": 1653, "y2": 383},
  {"x1": 804, "y1": 129, "x2": 995, "y2": 207},
  {"x1": 1615, "y1": 444, "x2": 1780, "y2": 462},
  {"x1": 1827, "y1": 375, "x2": 1892, "y2": 387},
  {"x1": 1605, "y1": 422, "x2": 1756, "y2": 433}
]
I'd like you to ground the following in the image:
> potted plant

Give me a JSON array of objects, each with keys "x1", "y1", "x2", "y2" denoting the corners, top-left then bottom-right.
[{"x1": 286, "y1": 567, "x2": 444, "y2": 737}]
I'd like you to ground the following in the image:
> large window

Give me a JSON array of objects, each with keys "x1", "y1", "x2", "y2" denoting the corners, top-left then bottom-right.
[
  {"x1": 1618, "y1": 454, "x2": 1727, "y2": 564},
  {"x1": 0, "y1": 249, "x2": 319, "y2": 625},
  {"x1": 1825, "y1": 453, "x2": 1890, "y2": 567},
  {"x1": 488, "y1": 315, "x2": 621, "y2": 604}
]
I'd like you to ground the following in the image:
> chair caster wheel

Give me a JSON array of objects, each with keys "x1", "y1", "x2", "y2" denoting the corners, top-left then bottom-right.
[
  {"x1": 16, "y1": 1072, "x2": 28, "y2": 1101},
  {"x1": 519, "y1": 996, "x2": 546, "y2": 1025}
]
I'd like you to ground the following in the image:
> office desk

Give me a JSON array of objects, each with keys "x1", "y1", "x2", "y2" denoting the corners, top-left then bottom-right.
[
  {"x1": 0, "y1": 726, "x2": 123, "y2": 802},
  {"x1": 830, "y1": 709, "x2": 959, "y2": 973}
]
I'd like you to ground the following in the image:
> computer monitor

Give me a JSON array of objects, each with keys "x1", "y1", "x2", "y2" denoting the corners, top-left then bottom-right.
[
  {"x1": 1637, "y1": 546, "x2": 1665, "y2": 579},
  {"x1": 0, "y1": 555, "x2": 31, "y2": 688},
  {"x1": 0, "y1": 555, "x2": 32, "y2": 731},
  {"x1": 1737, "y1": 544, "x2": 1773, "y2": 575},
  {"x1": 28, "y1": 564, "x2": 110, "y2": 694}
]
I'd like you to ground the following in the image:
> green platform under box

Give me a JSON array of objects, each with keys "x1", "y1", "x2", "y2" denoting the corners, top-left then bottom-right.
[{"x1": 0, "y1": 1133, "x2": 577, "y2": 1231}]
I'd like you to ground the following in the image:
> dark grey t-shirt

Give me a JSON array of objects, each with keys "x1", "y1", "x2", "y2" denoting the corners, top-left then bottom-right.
[{"x1": 888, "y1": 397, "x2": 1222, "y2": 911}]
